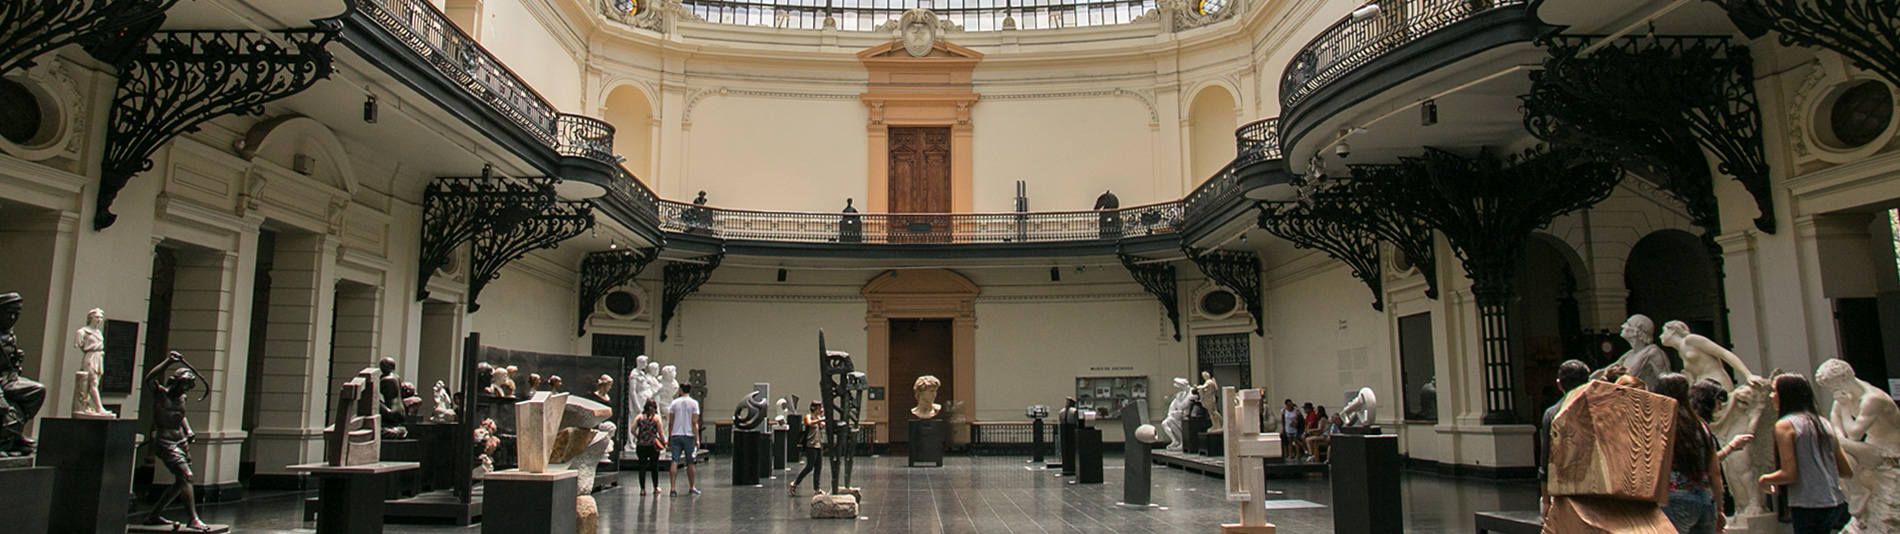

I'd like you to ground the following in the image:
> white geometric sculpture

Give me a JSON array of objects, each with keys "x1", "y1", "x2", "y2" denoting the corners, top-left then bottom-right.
[
  {"x1": 1221, "y1": 387, "x2": 1281, "y2": 533},
  {"x1": 515, "y1": 391, "x2": 570, "y2": 473},
  {"x1": 1341, "y1": 387, "x2": 1377, "y2": 427}
]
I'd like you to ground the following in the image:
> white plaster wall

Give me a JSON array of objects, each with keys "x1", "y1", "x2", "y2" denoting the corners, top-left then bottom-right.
[
  {"x1": 664, "y1": 294, "x2": 868, "y2": 420},
  {"x1": 974, "y1": 297, "x2": 1171, "y2": 440},
  {"x1": 479, "y1": 0, "x2": 586, "y2": 111},
  {"x1": 465, "y1": 255, "x2": 582, "y2": 354},
  {"x1": 682, "y1": 97, "x2": 869, "y2": 211},
  {"x1": 970, "y1": 98, "x2": 1158, "y2": 211},
  {"x1": 1263, "y1": 259, "x2": 1397, "y2": 425}
]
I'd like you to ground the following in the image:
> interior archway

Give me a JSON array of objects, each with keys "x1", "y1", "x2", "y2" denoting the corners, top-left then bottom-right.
[
  {"x1": 1625, "y1": 229, "x2": 1723, "y2": 348},
  {"x1": 1188, "y1": 86, "x2": 1238, "y2": 185},
  {"x1": 1511, "y1": 234, "x2": 1586, "y2": 420},
  {"x1": 862, "y1": 269, "x2": 978, "y2": 445},
  {"x1": 603, "y1": 84, "x2": 655, "y2": 180}
]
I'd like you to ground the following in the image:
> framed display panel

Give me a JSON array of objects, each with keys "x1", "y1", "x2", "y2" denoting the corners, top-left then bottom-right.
[{"x1": 1074, "y1": 376, "x2": 1147, "y2": 420}]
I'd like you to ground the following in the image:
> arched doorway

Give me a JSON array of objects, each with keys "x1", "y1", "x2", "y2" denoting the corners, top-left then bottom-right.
[
  {"x1": 1512, "y1": 234, "x2": 1587, "y2": 420},
  {"x1": 1625, "y1": 229, "x2": 1723, "y2": 351},
  {"x1": 862, "y1": 269, "x2": 978, "y2": 445}
]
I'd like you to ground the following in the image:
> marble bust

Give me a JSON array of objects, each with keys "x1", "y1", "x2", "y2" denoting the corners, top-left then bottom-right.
[
  {"x1": 911, "y1": 374, "x2": 942, "y2": 419},
  {"x1": 1659, "y1": 320, "x2": 1755, "y2": 390},
  {"x1": 1342, "y1": 387, "x2": 1377, "y2": 427},
  {"x1": 1598, "y1": 314, "x2": 1669, "y2": 388},
  {"x1": 593, "y1": 374, "x2": 613, "y2": 403},
  {"x1": 72, "y1": 308, "x2": 114, "y2": 418}
]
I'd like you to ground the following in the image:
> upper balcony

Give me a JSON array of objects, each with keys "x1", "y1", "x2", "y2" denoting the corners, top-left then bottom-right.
[{"x1": 675, "y1": 0, "x2": 1161, "y2": 31}]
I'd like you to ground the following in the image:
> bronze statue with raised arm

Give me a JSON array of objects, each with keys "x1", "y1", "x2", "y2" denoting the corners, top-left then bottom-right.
[{"x1": 143, "y1": 351, "x2": 213, "y2": 531}]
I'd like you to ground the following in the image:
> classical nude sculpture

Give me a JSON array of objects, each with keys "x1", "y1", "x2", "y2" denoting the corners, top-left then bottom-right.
[
  {"x1": 1341, "y1": 387, "x2": 1378, "y2": 427},
  {"x1": 654, "y1": 365, "x2": 680, "y2": 417},
  {"x1": 1197, "y1": 372, "x2": 1223, "y2": 433},
  {"x1": 143, "y1": 351, "x2": 213, "y2": 531},
  {"x1": 911, "y1": 375, "x2": 942, "y2": 419},
  {"x1": 1816, "y1": 359, "x2": 1900, "y2": 533},
  {"x1": 1711, "y1": 376, "x2": 1777, "y2": 519},
  {"x1": 1659, "y1": 320, "x2": 1755, "y2": 390},
  {"x1": 1162, "y1": 377, "x2": 1192, "y2": 452},
  {"x1": 71, "y1": 308, "x2": 113, "y2": 418},
  {"x1": 1594, "y1": 314, "x2": 1669, "y2": 388}
]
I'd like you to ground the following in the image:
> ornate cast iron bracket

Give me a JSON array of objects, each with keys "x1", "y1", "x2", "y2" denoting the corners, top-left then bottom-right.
[
  {"x1": 1706, "y1": 0, "x2": 1900, "y2": 87},
  {"x1": 1, "y1": 0, "x2": 178, "y2": 74},
  {"x1": 96, "y1": 29, "x2": 336, "y2": 230},
  {"x1": 577, "y1": 247, "x2": 660, "y2": 336},
  {"x1": 659, "y1": 251, "x2": 724, "y2": 341},
  {"x1": 1117, "y1": 251, "x2": 1182, "y2": 341},
  {"x1": 1350, "y1": 146, "x2": 1622, "y2": 424},
  {"x1": 466, "y1": 199, "x2": 595, "y2": 312},
  {"x1": 1526, "y1": 36, "x2": 1772, "y2": 234},
  {"x1": 1256, "y1": 200, "x2": 1385, "y2": 311},
  {"x1": 1183, "y1": 247, "x2": 1264, "y2": 336},
  {"x1": 415, "y1": 171, "x2": 556, "y2": 302}
]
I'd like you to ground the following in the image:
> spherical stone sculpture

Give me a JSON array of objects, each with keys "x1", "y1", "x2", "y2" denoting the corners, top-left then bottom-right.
[{"x1": 1135, "y1": 424, "x2": 1160, "y2": 444}]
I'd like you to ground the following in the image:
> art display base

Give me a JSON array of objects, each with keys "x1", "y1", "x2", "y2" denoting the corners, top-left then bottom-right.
[
  {"x1": 1330, "y1": 434, "x2": 1401, "y2": 534},
  {"x1": 1071, "y1": 427, "x2": 1103, "y2": 484},
  {"x1": 482, "y1": 469, "x2": 578, "y2": 534},
  {"x1": 909, "y1": 419, "x2": 944, "y2": 467},
  {"x1": 773, "y1": 430, "x2": 789, "y2": 470},
  {"x1": 288, "y1": 462, "x2": 420, "y2": 534},
  {"x1": 381, "y1": 439, "x2": 423, "y2": 499},
  {"x1": 126, "y1": 523, "x2": 230, "y2": 533},
  {"x1": 731, "y1": 431, "x2": 761, "y2": 486},
  {"x1": 0, "y1": 462, "x2": 53, "y2": 534},
  {"x1": 1340, "y1": 426, "x2": 1382, "y2": 435},
  {"x1": 40, "y1": 417, "x2": 138, "y2": 534},
  {"x1": 1219, "y1": 523, "x2": 1276, "y2": 533},
  {"x1": 1059, "y1": 424, "x2": 1076, "y2": 477},
  {"x1": 757, "y1": 428, "x2": 774, "y2": 479},
  {"x1": 811, "y1": 493, "x2": 859, "y2": 519}
]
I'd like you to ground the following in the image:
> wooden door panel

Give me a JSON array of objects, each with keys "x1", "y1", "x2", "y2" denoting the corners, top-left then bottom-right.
[
  {"x1": 887, "y1": 318, "x2": 954, "y2": 443},
  {"x1": 889, "y1": 127, "x2": 952, "y2": 242}
]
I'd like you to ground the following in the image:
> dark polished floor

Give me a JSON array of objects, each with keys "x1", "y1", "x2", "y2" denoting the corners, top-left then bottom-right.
[{"x1": 198, "y1": 455, "x2": 1544, "y2": 533}]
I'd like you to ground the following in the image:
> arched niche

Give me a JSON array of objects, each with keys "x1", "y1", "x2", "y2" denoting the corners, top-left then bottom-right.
[
  {"x1": 238, "y1": 116, "x2": 357, "y2": 232},
  {"x1": 1512, "y1": 233, "x2": 1587, "y2": 419},
  {"x1": 1625, "y1": 229, "x2": 1722, "y2": 343},
  {"x1": 861, "y1": 268, "x2": 978, "y2": 444},
  {"x1": 603, "y1": 84, "x2": 655, "y2": 180},
  {"x1": 1187, "y1": 85, "x2": 1238, "y2": 185}
]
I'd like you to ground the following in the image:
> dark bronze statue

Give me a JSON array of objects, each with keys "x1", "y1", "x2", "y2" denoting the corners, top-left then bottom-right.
[
  {"x1": 0, "y1": 292, "x2": 45, "y2": 457},
  {"x1": 378, "y1": 357, "x2": 408, "y2": 438},
  {"x1": 143, "y1": 351, "x2": 212, "y2": 531}
]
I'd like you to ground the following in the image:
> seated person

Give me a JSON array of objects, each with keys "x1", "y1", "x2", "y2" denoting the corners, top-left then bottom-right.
[
  {"x1": 1303, "y1": 406, "x2": 1331, "y2": 462},
  {"x1": 1307, "y1": 412, "x2": 1343, "y2": 463}
]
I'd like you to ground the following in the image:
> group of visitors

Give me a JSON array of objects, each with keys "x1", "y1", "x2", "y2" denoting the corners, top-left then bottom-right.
[
  {"x1": 630, "y1": 385, "x2": 704, "y2": 497},
  {"x1": 1278, "y1": 399, "x2": 1343, "y2": 463},
  {"x1": 1538, "y1": 361, "x2": 1855, "y2": 534}
]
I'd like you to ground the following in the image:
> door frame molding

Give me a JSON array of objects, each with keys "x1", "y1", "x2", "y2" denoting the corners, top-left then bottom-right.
[
  {"x1": 862, "y1": 268, "x2": 978, "y2": 443},
  {"x1": 859, "y1": 40, "x2": 982, "y2": 213}
]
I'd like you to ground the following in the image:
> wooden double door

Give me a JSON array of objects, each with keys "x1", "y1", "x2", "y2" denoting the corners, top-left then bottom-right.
[{"x1": 887, "y1": 127, "x2": 952, "y2": 242}]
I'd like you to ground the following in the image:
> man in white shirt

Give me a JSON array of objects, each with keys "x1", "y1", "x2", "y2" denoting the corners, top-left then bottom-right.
[{"x1": 667, "y1": 384, "x2": 702, "y2": 495}]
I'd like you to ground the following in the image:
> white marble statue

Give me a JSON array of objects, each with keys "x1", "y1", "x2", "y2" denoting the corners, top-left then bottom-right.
[
  {"x1": 912, "y1": 375, "x2": 942, "y2": 419},
  {"x1": 71, "y1": 308, "x2": 113, "y2": 418},
  {"x1": 428, "y1": 380, "x2": 456, "y2": 423},
  {"x1": 1197, "y1": 372, "x2": 1223, "y2": 434},
  {"x1": 1712, "y1": 376, "x2": 1776, "y2": 520},
  {"x1": 1596, "y1": 314, "x2": 1670, "y2": 388},
  {"x1": 1816, "y1": 359, "x2": 1900, "y2": 534},
  {"x1": 1341, "y1": 387, "x2": 1377, "y2": 427},
  {"x1": 654, "y1": 364, "x2": 680, "y2": 417},
  {"x1": 1660, "y1": 320, "x2": 1756, "y2": 390},
  {"x1": 626, "y1": 356, "x2": 651, "y2": 441},
  {"x1": 1163, "y1": 377, "x2": 1192, "y2": 452}
]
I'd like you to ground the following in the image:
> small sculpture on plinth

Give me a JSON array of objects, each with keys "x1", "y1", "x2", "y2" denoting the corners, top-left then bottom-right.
[
  {"x1": 400, "y1": 382, "x2": 423, "y2": 419},
  {"x1": 325, "y1": 367, "x2": 383, "y2": 467},
  {"x1": 1594, "y1": 314, "x2": 1669, "y2": 388},
  {"x1": 0, "y1": 292, "x2": 46, "y2": 456},
  {"x1": 1660, "y1": 320, "x2": 1756, "y2": 390},
  {"x1": 1162, "y1": 377, "x2": 1191, "y2": 452},
  {"x1": 773, "y1": 398, "x2": 790, "y2": 429},
  {"x1": 377, "y1": 358, "x2": 410, "y2": 439},
  {"x1": 735, "y1": 390, "x2": 768, "y2": 432},
  {"x1": 514, "y1": 391, "x2": 570, "y2": 473},
  {"x1": 1197, "y1": 372, "x2": 1222, "y2": 434},
  {"x1": 488, "y1": 365, "x2": 516, "y2": 398},
  {"x1": 593, "y1": 374, "x2": 613, "y2": 404},
  {"x1": 1816, "y1": 359, "x2": 1900, "y2": 533},
  {"x1": 429, "y1": 380, "x2": 457, "y2": 423},
  {"x1": 912, "y1": 375, "x2": 942, "y2": 419},
  {"x1": 142, "y1": 351, "x2": 216, "y2": 532},
  {"x1": 71, "y1": 308, "x2": 114, "y2": 418},
  {"x1": 1341, "y1": 387, "x2": 1378, "y2": 430}
]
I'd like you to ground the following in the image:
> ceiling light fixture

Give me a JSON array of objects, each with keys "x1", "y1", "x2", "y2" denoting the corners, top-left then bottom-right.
[
  {"x1": 363, "y1": 94, "x2": 378, "y2": 124},
  {"x1": 1421, "y1": 99, "x2": 1438, "y2": 126}
]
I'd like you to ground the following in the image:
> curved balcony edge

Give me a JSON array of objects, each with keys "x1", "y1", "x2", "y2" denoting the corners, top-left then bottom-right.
[
  {"x1": 661, "y1": 231, "x2": 1187, "y2": 259},
  {"x1": 1277, "y1": 3, "x2": 1546, "y2": 164}
]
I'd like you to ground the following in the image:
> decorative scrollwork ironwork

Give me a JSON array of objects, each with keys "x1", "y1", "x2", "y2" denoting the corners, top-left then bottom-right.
[
  {"x1": 0, "y1": 0, "x2": 178, "y2": 74},
  {"x1": 466, "y1": 199, "x2": 596, "y2": 312},
  {"x1": 1256, "y1": 200, "x2": 1384, "y2": 311},
  {"x1": 415, "y1": 172, "x2": 556, "y2": 301},
  {"x1": 95, "y1": 29, "x2": 336, "y2": 230},
  {"x1": 1280, "y1": 0, "x2": 1529, "y2": 111},
  {"x1": 1526, "y1": 36, "x2": 1772, "y2": 233},
  {"x1": 1706, "y1": 0, "x2": 1900, "y2": 88},
  {"x1": 577, "y1": 247, "x2": 660, "y2": 336},
  {"x1": 1233, "y1": 117, "x2": 1282, "y2": 168},
  {"x1": 1118, "y1": 251, "x2": 1181, "y2": 341},
  {"x1": 1182, "y1": 247, "x2": 1263, "y2": 336},
  {"x1": 659, "y1": 252, "x2": 724, "y2": 341},
  {"x1": 556, "y1": 114, "x2": 616, "y2": 167}
]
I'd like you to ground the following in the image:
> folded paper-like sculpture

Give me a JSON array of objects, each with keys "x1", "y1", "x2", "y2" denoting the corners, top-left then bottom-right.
[{"x1": 1548, "y1": 380, "x2": 1677, "y2": 504}]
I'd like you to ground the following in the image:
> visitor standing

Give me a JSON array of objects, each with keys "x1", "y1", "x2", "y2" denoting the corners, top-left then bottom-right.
[
  {"x1": 790, "y1": 401, "x2": 825, "y2": 496},
  {"x1": 1652, "y1": 373, "x2": 1725, "y2": 534},
  {"x1": 1281, "y1": 399, "x2": 1303, "y2": 459},
  {"x1": 1759, "y1": 374, "x2": 1853, "y2": 534},
  {"x1": 633, "y1": 400, "x2": 665, "y2": 496},
  {"x1": 668, "y1": 384, "x2": 702, "y2": 496},
  {"x1": 1539, "y1": 360, "x2": 1590, "y2": 514}
]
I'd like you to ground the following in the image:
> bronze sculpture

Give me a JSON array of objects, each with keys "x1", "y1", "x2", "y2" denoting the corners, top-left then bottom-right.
[
  {"x1": 142, "y1": 351, "x2": 213, "y2": 531},
  {"x1": 0, "y1": 292, "x2": 45, "y2": 456}
]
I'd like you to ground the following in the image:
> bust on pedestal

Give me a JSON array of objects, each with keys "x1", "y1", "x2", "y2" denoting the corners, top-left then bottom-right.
[{"x1": 908, "y1": 376, "x2": 945, "y2": 467}]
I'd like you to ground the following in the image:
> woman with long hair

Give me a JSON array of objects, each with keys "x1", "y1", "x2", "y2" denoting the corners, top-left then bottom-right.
[
  {"x1": 790, "y1": 401, "x2": 826, "y2": 496},
  {"x1": 1303, "y1": 406, "x2": 1329, "y2": 463},
  {"x1": 1651, "y1": 373, "x2": 1724, "y2": 533},
  {"x1": 1759, "y1": 374, "x2": 1854, "y2": 534},
  {"x1": 633, "y1": 399, "x2": 666, "y2": 496}
]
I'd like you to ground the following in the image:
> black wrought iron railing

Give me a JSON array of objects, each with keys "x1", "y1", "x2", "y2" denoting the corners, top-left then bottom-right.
[
  {"x1": 682, "y1": 0, "x2": 1158, "y2": 31},
  {"x1": 1280, "y1": 0, "x2": 1527, "y2": 111},
  {"x1": 608, "y1": 165, "x2": 662, "y2": 219},
  {"x1": 359, "y1": 0, "x2": 559, "y2": 146},
  {"x1": 556, "y1": 114, "x2": 617, "y2": 166},
  {"x1": 659, "y1": 200, "x2": 1182, "y2": 243},
  {"x1": 1182, "y1": 164, "x2": 1240, "y2": 223},
  {"x1": 1233, "y1": 116, "x2": 1281, "y2": 168}
]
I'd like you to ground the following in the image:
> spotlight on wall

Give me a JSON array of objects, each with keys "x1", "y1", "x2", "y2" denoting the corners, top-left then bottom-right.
[
  {"x1": 1050, "y1": 266, "x2": 1060, "y2": 282},
  {"x1": 609, "y1": 238, "x2": 618, "y2": 250},
  {"x1": 1421, "y1": 99, "x2": 1438, "y2": 126},
  {"x1": 1334, "y1": 143, "x2": 1352, "y2": 158},
  {"x1": 1351, "y1": 3, "x2": 1381, "y2": 21},
  {"x1": 363, "y1": 94, "x2": 378, "y2": 124},
  {"x1": 778, "y1": 268, "x2": 788, "y2": 282}
]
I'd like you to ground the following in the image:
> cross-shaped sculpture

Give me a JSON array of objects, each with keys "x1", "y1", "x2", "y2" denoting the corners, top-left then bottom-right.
[{"x1": 1221, "y1": 387, "x2": 1281, "y2": 533}]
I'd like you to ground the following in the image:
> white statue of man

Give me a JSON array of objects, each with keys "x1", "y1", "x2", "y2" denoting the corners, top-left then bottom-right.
[
  {"x1": 71, "y1": 308, "x2": 113, "y2": 418},
  {"x1": 1659, "y1": 320, "x2": 1755, "y2": 390},
  {"x1": 1163, "y1": 377, "x2": 1193, "y2": 452},
  {"x1": 1816, "y1": 359, "x2": 1900, "y2": 533},
  {"x1": 655, "y1": 364, "x2": 680, "y2": 417},
  {"x1": 1197, "y1": 372, "x2": 1223, "y2": 433},
  {"x1": 1342, "y1": 387, "x2": 1377, "y2": 427},
  {"x1": 1598, "y1": 314, "x2": 1669, "y2": 387},
  {"x1": 627, "y1": 356, "x2": 651, "y2": 420}
]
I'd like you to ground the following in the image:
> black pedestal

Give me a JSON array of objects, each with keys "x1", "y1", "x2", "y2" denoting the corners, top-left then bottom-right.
[
  {"x1": 0, "y1": 461, "x2": 53, "y2": 534},
  {"x1": 1331, "y1": 434, "x2": 1401, "y2": 534},
  {"x1": 482, "y1": 470, "x2": 578, "y2": 534},
  {"x1": 381, "y1": 439, "x2": 423, "y2": 499},
  {"x1": 40, "y1": 418, "x2": 137, "y2": 534},
  {"x1": 1072, "y1": 427, "x2": 1103, "y2": 484},
  {"x1": 787, "y1": 417, "x2": 805, "y2": 459},
  {"x1": 908, "y1": 419, "x2": 944, "y2": 467},
  {"x1": 757, "y1": 429, "x2": 774, "y2": 478},
  {"x1": 1031, "y1": 419, "x2": 1047, "y2": 464},
  {"x1": 1058, "y1": 423, "x2": 1076, "y2": 475},
  {"x1": 409, "y1": 422, "x2": 457, "y2": 492},
  {"x1": 731, "y1": 431, "x2": 760, "y2": 486},
  {"x1": 1186, "y1": 417, "x2": 1211, "y2": 455},
  {"x1": 1119, "y1": 403, "x2": 1152, "y2": 506},
  {"x1": 1199, "y1": 430, "x2": 1224, "y2": 457},
  {"x1": 290, "y1": 462, "x2": 419, "y2": 534},
  {"x1": 714, "y1": 424, "x2": 732, "y2": 455},
  {"x1": 773, "y1": 430, "x2": 789, "y2": 470}
]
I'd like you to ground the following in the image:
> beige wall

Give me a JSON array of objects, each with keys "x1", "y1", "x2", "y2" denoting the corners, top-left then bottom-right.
[
  {"x1": 479, "y1": 0, "x2": 586, "y2": 111},
  {"x1": 683, "y1": 97, "x2": 869, "y2": 211},
  {"x1": 971, "y1": 98, "x2": 1160, "y2": 211}
]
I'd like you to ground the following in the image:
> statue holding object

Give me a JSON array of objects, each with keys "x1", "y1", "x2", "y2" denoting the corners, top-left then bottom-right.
[
  {"x1": 72, "y1": 308, "x2": 114, "y2": 418},
  {"x1": 0, "y1": 292, "x2": 46, "y2": 456},
  {"x1": 142, "y1": 351, "x2": 215, "y2": 531}
]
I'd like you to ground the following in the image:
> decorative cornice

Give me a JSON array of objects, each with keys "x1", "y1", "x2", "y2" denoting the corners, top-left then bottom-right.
[{"x1": 982, "y1": 88, "x2": 1158, "y2": 123}]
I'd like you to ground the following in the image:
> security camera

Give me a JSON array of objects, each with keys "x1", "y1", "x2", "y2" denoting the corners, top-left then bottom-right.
[
  {"x1": 1351, "y1": 3, "x2": 1381, "y2": 21},
  {"x1": 1335, "y1": 143, "x2": 1351, "y2": 159}
]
